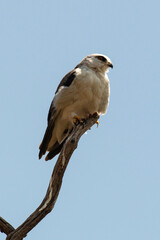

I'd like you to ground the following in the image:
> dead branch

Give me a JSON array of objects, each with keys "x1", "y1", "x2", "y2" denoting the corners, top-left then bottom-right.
[
  {"x1": 0, "y1": 217, "x2": 15, "y2": 235},
  {"x1": 0, "y1": 116, "x2": 99, "y2": 240}
]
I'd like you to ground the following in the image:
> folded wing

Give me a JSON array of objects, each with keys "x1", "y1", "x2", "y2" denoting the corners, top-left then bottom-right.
[{"x1": 39, "y1": 69, "x2": 77, "y2": 160}]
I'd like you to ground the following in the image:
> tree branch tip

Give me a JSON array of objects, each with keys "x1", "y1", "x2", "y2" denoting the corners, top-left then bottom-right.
[{"x1": 0, "y1": 115, "x2": 100, "y2": 240}]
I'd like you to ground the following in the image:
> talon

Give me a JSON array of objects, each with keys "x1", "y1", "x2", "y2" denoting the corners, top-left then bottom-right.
[
  {"x1": 73, "y1": 116, "x2": 82, "y2": 125},
  {"x1": 96, "y1": 120, "x2": 99, "y2": 127},
  {"x1": 92, "y1": 112, "x2": 99, "y2": 118},
  {"x1": 81, "y1": 118, "x2": 87, "y2": 128},
  {"x1": 89, "y1": 112, "x2": 99, "y2": 118},
  {"x1": 81, "y1": 118, "x2": 87, "y2": 124}
]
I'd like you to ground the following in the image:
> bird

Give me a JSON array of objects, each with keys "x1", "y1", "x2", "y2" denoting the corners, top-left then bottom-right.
[{"x1": 39, "y1": 53, "x2": 113, "y2": 161}]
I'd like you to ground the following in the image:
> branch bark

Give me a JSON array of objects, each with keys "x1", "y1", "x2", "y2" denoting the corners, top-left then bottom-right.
[
  {"x1": 0, "y1": 116, "x2": 99, "y2": 240},
  {"x1": 0, "y1": 217, "x2": 15, "y2": 235}
]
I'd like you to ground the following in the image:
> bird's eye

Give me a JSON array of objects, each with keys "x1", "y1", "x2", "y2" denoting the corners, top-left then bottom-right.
[{"x1": 96, "y1": 56, "x2": 107, "y2": 62}]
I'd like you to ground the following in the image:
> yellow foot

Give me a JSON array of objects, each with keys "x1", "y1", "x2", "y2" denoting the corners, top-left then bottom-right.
[
  {"x1": 96, "y1": 120, "x2": 99, "y2": 127},
  {"x1": 73, "y1": 115, "x2": 82, "y2": 125}
]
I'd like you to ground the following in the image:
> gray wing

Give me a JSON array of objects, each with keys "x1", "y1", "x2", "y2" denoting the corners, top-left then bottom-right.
[
  {"x1": 39, "y1": 69, "x2": 77, "y2": 160},
  {"x1": 39, "y1": 107, "x2": 56, "y2": 159},
  {"x1": 47, "y1": 69, "x2": 77, "y2": 123}
]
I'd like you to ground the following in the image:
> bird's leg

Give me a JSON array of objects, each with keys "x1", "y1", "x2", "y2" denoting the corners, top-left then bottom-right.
[
  {"x1": 89, "y1": 112, "x2": 99, "y2": 127},
  {"x1": 73, "y1": 116, "x2": 88, "y2": 128},
  {"x1": 73, "y1": 112, "x2": 99, "y2": 127},
  {"x1": 73, "y1": 115, "x2": 83, "y2": 126}
]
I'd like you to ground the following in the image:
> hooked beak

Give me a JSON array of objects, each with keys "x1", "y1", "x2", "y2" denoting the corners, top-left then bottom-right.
[{"x1": 107, "y1": 62, "x2": 113, "y2": 69}]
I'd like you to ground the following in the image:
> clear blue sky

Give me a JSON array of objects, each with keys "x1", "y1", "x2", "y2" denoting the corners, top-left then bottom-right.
[{"x1": 0, "y1": 0, "x2": 160, "y2": 239}]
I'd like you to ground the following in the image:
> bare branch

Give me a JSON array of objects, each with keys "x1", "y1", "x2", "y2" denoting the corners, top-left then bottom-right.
[
  {"x1": 1, "y1": 116, "x2": 99, "y2": 240},
  {"x1": 0, "y1": 217, "x2": 15, "y2": 235}
]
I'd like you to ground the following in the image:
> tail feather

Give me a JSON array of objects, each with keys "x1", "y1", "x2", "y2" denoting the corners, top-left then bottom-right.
[
  {"x1": 45, "y1": 140, "x2": 66, "y2": 161},
  {"x1": 39, "y1": 120, "x2": 55, "y2": 159}
]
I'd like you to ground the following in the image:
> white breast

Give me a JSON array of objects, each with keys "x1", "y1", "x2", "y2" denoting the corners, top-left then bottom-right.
[
  {"x1": 54, "y1": 67, "x2": 110, "y2": 122},
  {"x1": 72, "y1": 67, "x2": 110, "y2": 116}
]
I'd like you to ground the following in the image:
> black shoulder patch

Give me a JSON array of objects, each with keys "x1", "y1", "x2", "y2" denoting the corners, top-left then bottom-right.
[{"x1": 55, "y1": 70, "x2": 76, "y2": 94}]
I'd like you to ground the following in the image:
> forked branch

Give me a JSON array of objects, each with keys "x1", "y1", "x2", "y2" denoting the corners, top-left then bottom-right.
[{"x1": 0, "y1": 116, "x2": 99, "y2": 240}]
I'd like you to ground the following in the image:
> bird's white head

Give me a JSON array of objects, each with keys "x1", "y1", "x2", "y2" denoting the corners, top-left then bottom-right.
[{"x1": 77, "y1": 53, "x2": 113, "y2": 74}]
